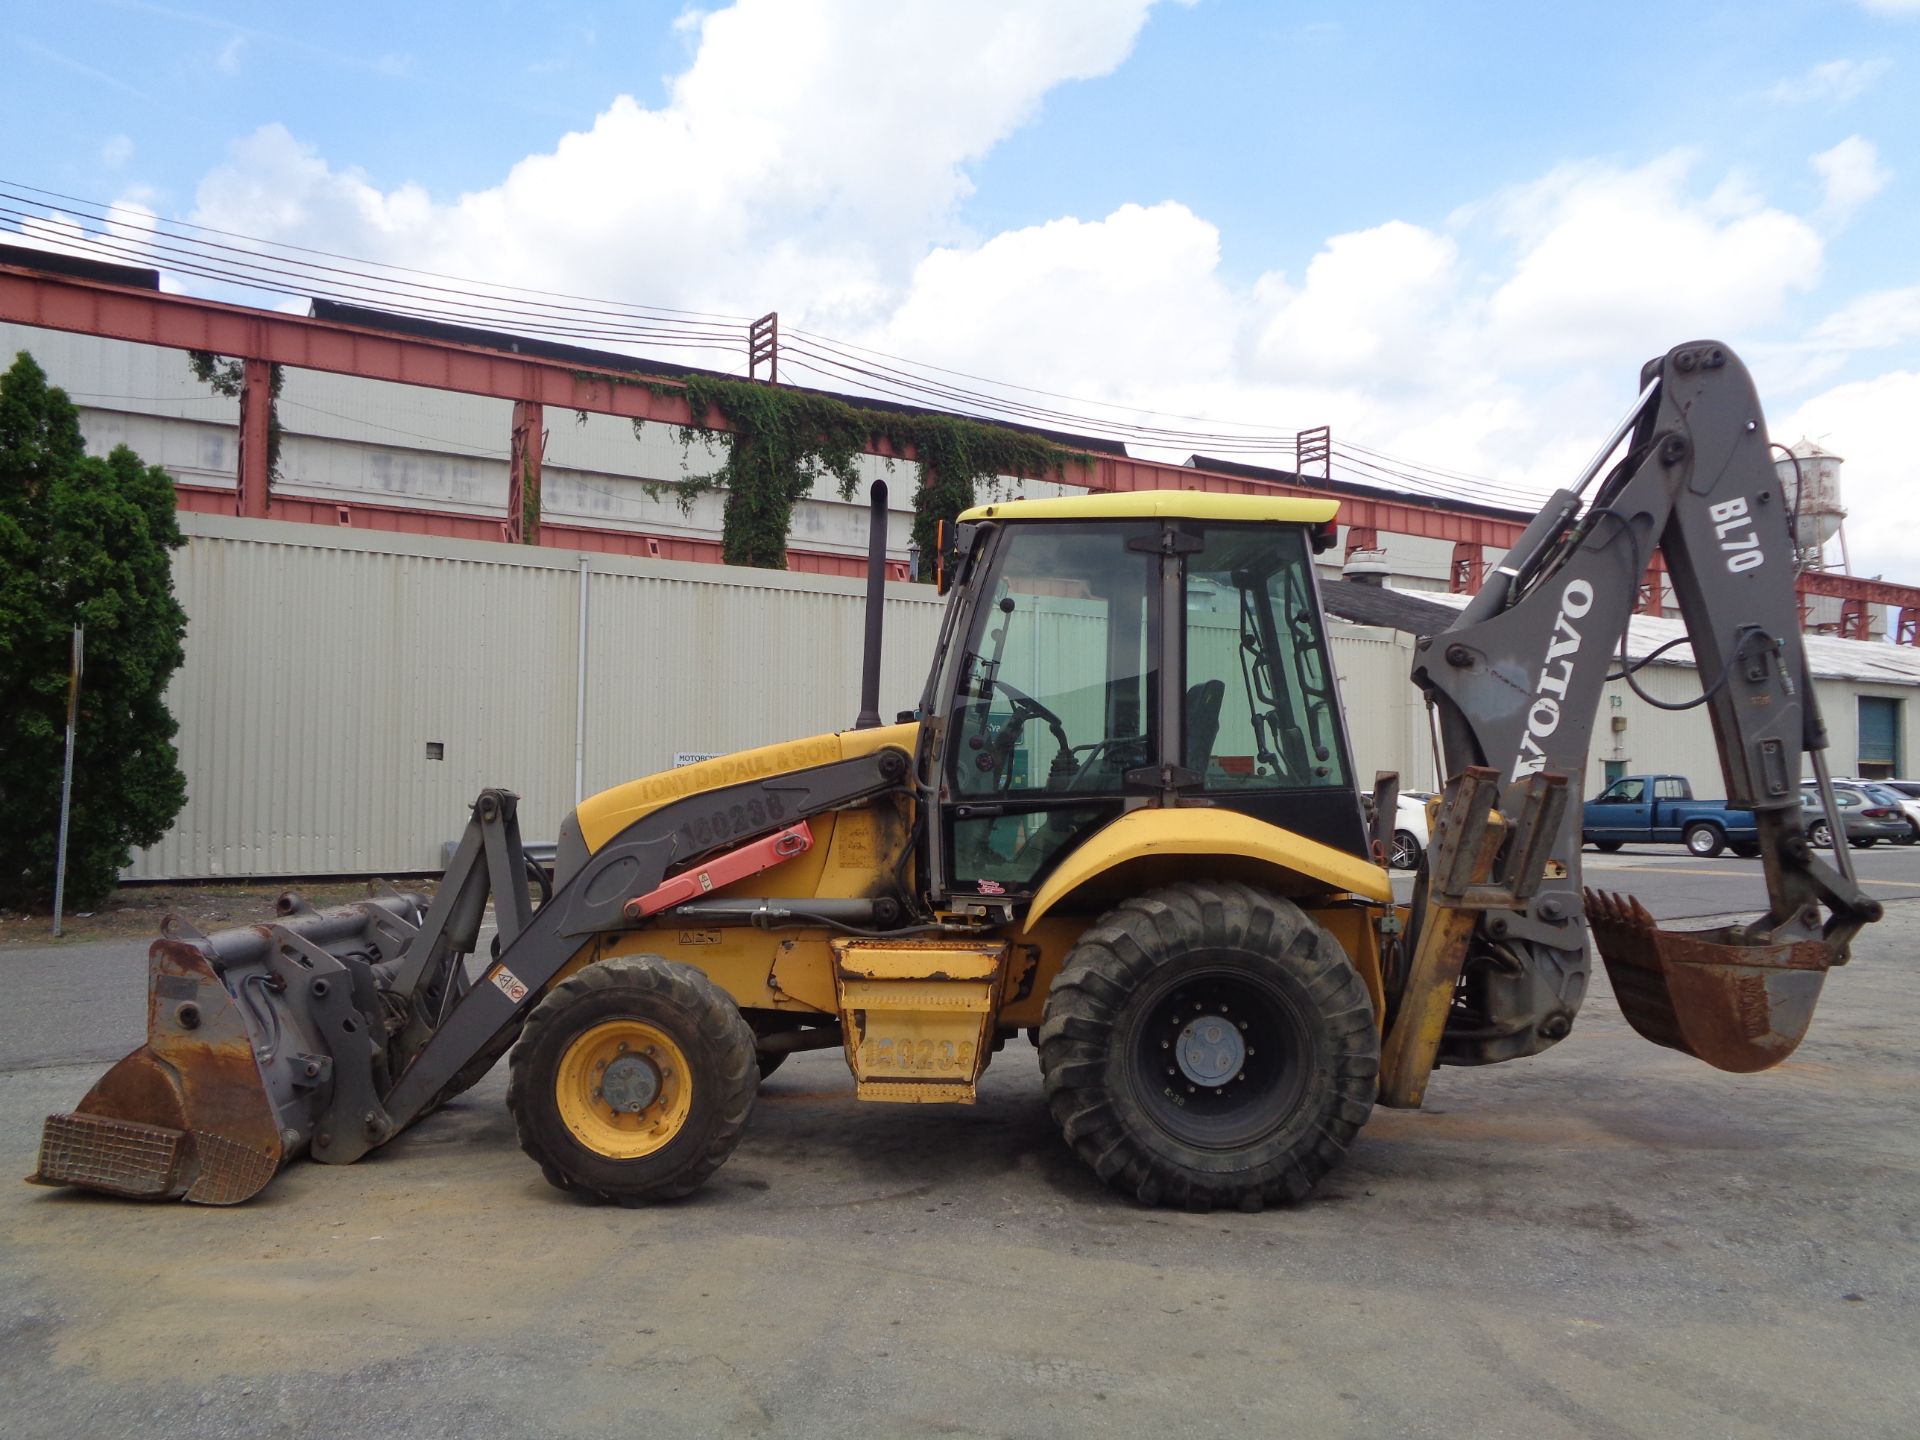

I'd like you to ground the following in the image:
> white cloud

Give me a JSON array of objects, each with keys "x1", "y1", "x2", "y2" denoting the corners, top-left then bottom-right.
[
  {"x1": 871, "y1": 202, "x2": 1236, "y2": 400},
  {"x1": 100, "y1": 134, "x2": 133, "y2": 169},
  {"x1": 1775, "y1": 372, "x2": 1920, "y2": 582},
  {"x1": 216, "y1": 34, "x2": 245, "y2": 75},
  {"x1": 191, "y1": 0, "x2": 1164, "y2": 329},
  {"x1": 1249, "y1": 221, "x2": 1460, "y2": 385},
  {"x1": 1811, "y1": 136, "x2": 1891, "y2": 227},
  {"x1": 1479, "y1": 155, "x2": 1823, "y2": 364},
  {"x1": 1809, "y1": 286, "x2": 1920, "y2": 350},
  {"x1": 1766, "y1": 57, "x2": 1891, "y2": 104},
  {"x1": 1857, "y1": 0, "x2": 1920, "y2": 13}
]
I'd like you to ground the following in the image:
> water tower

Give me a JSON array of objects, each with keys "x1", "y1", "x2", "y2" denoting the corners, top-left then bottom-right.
[{"x1": 1772, "y1": 438, "x2": 1848, "y2": 572}]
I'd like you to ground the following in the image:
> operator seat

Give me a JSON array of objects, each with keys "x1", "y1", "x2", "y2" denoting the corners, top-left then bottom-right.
[{"x1": 1183, "y1": 679, "x2": 1225, "y2": 776}]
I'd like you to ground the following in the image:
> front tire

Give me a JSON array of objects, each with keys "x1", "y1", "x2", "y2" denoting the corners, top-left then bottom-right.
[
  {"x1": 1851, "y1": 838, "x2": 1876, "y2": 850},
  {"x1": 1592, "y1": 840, "x2": 1623, "y2": 853},
  {"x1": 1037, "y1": 882, "x2": 1377, "y2": 1211},
  {"x1": 508, "y1": 955, "x2": 757, "y2": 1204},
  {"x1": 1684, "y1": 823, "x2": 1725, "y2": 858}
]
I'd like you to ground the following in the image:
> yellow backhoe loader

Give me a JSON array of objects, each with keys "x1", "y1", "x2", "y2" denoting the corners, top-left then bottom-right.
[{"x1": 32, "y1": 340, "x2": 1880, "y2": 1210}]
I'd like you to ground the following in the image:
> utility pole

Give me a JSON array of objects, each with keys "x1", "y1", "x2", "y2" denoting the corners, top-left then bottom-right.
[{"x1": 52, "y1": 625, "x2": 83, "y2": 937}]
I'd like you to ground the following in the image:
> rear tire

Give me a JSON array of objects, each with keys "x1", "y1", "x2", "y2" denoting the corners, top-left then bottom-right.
[
  {"x1": 508, "y1": 955, "x2": 757, "y2": 1204},
  {"x1": 755, "y1": 1049, "x2": 788, "y2": 1081},
  {"x1": 1684, "y1": 823, "x2": 1725, "y2": 858},
  {"x1": 1850, "y1": 838, "x2": 1876, "y2": 850},
  {"x1": 1037, "y1": 882, "x2": 1377, "y2": 1212},
  {"x1": 1809, "y1": 821, "x2": 1833, "y2": 848},
  {"x1": 1592, "y1": 840, "x2": 1623, "y2": 853},
  {"x1": 1730, "y1": 841, "x2": 1761, "y2": 859}
]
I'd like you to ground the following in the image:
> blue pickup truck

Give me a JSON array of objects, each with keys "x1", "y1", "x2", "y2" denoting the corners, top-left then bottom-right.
[{"x1": 1582, "y1": 774, "x2": 1759, "y2": 858}]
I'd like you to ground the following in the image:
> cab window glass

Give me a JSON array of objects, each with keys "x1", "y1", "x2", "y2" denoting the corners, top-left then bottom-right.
[
  {"x1": 948, "y1": 522, "x2": 1158, "y2": 800},
  {"x1": 1185, "y1": 525, "x2": 1349, "y2": 791}
]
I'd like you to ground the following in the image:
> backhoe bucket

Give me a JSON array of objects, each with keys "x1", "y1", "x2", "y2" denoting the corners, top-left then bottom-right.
[
  {"x1": 31, "y1": 890, "x2": 430, "y2": 1205},
  {"x1": 1585, "y1": 889, "x2": 1841, "y2": 1073}
]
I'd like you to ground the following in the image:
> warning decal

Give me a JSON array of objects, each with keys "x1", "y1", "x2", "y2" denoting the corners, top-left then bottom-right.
[{"x1": 490, "y1": 966, "x2": 530, "y2": 1005}]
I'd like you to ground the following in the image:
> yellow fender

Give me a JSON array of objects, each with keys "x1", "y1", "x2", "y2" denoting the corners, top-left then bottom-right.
[{"x1": 1022, "y1": 807, "x2": 1391, "y2": 932}]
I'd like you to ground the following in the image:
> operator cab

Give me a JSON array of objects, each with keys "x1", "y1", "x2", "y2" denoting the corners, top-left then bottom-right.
[{"x1": 917, "y1": 491, "x2": 1364, "y2": 905}]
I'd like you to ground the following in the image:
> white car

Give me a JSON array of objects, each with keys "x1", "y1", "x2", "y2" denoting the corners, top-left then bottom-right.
[{"x1": 1363, "y1": 790, "x2": 1431, "y2": 870}]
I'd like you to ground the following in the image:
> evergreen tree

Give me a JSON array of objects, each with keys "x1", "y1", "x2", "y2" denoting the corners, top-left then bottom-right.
[{"x1": 0, "y1": 351, "x2": 188, "y2": 909}]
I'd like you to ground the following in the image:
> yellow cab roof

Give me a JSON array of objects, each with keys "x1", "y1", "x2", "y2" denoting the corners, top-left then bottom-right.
[{"x1": 957, "y1": 489, "x2": 1340, "y2": 525}]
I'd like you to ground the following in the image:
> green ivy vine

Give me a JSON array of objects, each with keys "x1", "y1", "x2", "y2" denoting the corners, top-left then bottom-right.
[
  {"x1": 186, "y1": 351, "x2": 286, "y2": 482},
  {"x1": 638, "y1": 373, "x2": 1084, "y2": 572}
]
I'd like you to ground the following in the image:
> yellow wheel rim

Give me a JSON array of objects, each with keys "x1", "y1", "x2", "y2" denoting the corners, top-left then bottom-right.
[{"x1": 554, "y1": 1019, "x2": 693, "y2": 1159}]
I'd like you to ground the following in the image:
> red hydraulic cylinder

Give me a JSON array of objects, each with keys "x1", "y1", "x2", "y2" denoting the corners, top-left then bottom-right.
[{"x1": 623, "y1": 822, "x2": 815, "y2": 920}]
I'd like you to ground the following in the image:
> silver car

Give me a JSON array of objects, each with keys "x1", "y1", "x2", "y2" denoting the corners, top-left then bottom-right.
[{"x1": 1798, "y1": 787, "x2": 1910, "y2": 849}]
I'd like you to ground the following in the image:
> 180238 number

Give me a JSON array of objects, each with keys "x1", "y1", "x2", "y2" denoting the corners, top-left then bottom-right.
[
  {"x1": 679, "y1": 793, "x2": 787, "y2": 851},
  {"x1": 861, "y1": 1037, "x2": 977, "y2": 1074}
]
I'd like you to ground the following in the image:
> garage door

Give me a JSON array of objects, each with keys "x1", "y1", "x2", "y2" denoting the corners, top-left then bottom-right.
[{"x1": 1858, "y1": 696, "x2": 1902, "y2": 779}]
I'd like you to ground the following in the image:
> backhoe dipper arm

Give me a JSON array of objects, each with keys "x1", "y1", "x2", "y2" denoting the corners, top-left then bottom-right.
[{"x1": 1408, "y1": 341, "x2": 1881, "y2": 1072}]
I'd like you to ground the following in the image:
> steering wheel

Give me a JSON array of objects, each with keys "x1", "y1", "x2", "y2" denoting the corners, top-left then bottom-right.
[
  {"x1": 977, "y1": 678, "x2": 1074, "y2": 793},
  {"x1": 990, "y1": 678, "x2": 1068, "y2": 738}
]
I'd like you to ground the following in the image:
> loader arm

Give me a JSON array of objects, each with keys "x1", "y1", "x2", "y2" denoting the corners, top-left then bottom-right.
[{"x1": 1402, "y1": 341, "x2": 1881, "y2": 1078}]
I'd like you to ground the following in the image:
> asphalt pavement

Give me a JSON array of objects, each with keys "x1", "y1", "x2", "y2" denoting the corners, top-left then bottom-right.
[
  {"x1": 2, "y1": 851, "x2": 1917, "y2": 1439},
  {"x1": 1388, "y1": 837, "x2": 1920, "y2": 915}
]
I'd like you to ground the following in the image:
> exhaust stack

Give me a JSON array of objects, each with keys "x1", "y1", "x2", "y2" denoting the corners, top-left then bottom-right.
[{"x1": 853, "y1": 479, "x2": 888, "y2": 730}]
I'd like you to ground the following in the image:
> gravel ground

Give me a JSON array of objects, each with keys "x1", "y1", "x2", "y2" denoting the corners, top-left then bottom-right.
[{"x1": 1, "y1": 903, "x2": 1915, "y2": 1439}]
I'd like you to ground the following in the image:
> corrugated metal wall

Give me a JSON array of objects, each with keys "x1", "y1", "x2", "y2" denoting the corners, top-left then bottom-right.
[{"x1": 130, "y1": 515, "x2": 950, "y2": 877}]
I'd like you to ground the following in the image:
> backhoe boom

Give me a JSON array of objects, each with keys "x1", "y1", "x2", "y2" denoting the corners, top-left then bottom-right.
[{"x1": 1405, "y1": 340, "x2": 1881, "y2": 1077}]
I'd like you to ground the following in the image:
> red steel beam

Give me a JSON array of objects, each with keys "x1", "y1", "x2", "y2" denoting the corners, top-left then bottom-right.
[
  {"x1": 0, "y1": 262, "x2": 708, "y2": 430},
  {"x1": 1089, "y1": 454, "x2": 1527, "y2": 547},
  {"x1": 0, "y1": 263, "x2": 1529, "y2": 546},
  {"x1": 1797, "y1": 571, "x2": 1920, "y2": 607},
  {"x1": 506, "y1": 400, "x2": 543, "y2": 545}
]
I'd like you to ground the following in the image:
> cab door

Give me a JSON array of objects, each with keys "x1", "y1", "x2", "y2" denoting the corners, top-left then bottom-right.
[{"x1": 935, "y1": 521, "x2": 1161, "y2": 901}]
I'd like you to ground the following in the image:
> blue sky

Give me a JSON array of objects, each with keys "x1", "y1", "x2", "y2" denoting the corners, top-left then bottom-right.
[{"x1": 5, "y1": 0, "x2": 1919, "y2": 573}]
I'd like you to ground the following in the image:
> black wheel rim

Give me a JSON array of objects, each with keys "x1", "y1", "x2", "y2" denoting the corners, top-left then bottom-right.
[{"x1": 1125, "y1": 966, "x2": 1314, "y2": 1150}]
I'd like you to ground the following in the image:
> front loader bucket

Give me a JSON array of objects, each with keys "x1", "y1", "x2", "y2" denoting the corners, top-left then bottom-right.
[
  {"x1": 32, "y1": 938, "x2": 285, "y2": 1204},
  {"x1": 31, "y1": 889, "x2": 432, "y2": 1205},
  {"x1": 1585, "y1": 889, "x2": 1842, "y2": 1073}
]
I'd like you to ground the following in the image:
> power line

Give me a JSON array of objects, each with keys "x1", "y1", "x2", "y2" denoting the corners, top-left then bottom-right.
[{"x1": 0, "y1": 178, "x2": 755, "y2": 324}]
